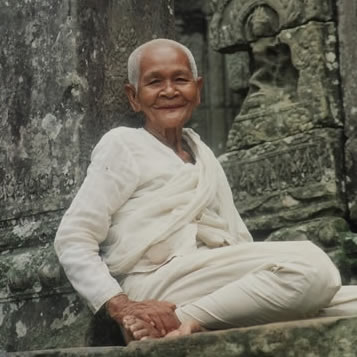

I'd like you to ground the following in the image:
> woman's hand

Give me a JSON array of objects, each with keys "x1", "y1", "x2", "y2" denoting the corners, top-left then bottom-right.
[{"x1": 106, "y1": 294, "x2": 180, "y2": 336}]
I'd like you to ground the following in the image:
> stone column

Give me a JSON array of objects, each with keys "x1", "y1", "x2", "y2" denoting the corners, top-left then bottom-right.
[
  {"x1": 337, "y1": 0, "x2": 357, "y2": 228},
  {"x1": 0, "y1": 0, "x2": 174, "y2": 352}
]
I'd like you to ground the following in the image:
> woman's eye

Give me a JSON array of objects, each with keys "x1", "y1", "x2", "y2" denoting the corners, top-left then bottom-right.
[
  {"x1": 176, "y1": 77, "x2": 188, "y2": 82},
  {"x1": 148, "y1": 79, "x2": 160, "y2": 85}
]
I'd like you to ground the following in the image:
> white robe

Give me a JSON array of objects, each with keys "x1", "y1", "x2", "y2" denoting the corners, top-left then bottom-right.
[
  {"x1": 54, "y1": 127, "x2": 252, "y2": 312},
  {"x1": 55, "y1": 127, "x2": 357, "y2": 326}
]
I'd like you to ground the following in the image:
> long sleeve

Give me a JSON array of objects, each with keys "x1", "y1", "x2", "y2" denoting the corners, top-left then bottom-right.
[{"x1": 54, "y1": 130, "x2": 140, "y2": 312}]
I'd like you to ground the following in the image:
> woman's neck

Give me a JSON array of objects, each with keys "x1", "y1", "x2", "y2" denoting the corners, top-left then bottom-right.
[
  {"x1": 144, "y1": 125, "x2": 183, "y2": 152},
  {"x1": 144, "y1": 125, "x2": 194, "y2": 164}
]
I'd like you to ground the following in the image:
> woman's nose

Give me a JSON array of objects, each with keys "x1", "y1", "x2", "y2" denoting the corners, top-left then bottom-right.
[{"x1": 161, "y1": 81, "x2": 177, "y2": 97}]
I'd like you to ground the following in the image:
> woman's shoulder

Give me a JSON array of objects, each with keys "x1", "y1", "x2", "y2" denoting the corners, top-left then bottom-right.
[
  {"x1": 97, "y1": 126, "x2": 145, "y2": 147},
  {"x1": 105, "y1": 126, "x2": 144, "y2": 139},
  {"x1": 91, "y1": 127, "x2": 143, "y2": 157}
]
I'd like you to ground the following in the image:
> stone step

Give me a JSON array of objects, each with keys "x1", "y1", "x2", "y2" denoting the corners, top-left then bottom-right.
[{"x1": 7, "y1": 316, "x2": 357, "y2": 357}]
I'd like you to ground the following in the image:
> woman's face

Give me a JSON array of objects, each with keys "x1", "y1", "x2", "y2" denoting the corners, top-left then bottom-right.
[{"x1": 126, "y1": 45, "x2": 203, "y2": 133}]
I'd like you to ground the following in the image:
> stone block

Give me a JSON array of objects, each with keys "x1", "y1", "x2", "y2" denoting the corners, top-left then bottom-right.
[
  {"x1": 265, "y1": 217, "x2": 357, "y2": 283},
  {"x1": 0, "y1": 0, "x2": 175, "y2": 221},
  {"x1": 0, "y1": 0, "x2": 85, "y2": 222},
  {"x1": 209, "y1": 0, "x2": 334, "y2": 51},
  {"x1": 266, "y1": 217, "x2": 349, "y2": 248},
  {"x1": 220, "y1": 128, "x2": 346, "y2": 231}
]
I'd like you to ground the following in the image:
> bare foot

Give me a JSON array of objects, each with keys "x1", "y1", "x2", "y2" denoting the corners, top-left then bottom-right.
[
  {"x1": 165, "y1": 320, "x2": 204, "y2": 338},
  {"x1": 122, "y1": 315, "x2": 161, "y2": 342}
]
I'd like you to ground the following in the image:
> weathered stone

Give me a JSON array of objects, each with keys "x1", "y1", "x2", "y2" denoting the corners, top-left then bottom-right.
[
  {"x1": 8, "y1": 316, "x2": 357, "y2": 356},
  {"x1": 0, "y1": 0, "x2": 84, "y2": 223},
  {"x1": 209, "y1": 0, "x2": 334, "y2": 51},
  {"x1": 345, "y1": 139, "x2": 357, "y2": 224},
  {"x1": 2, "y1": 0, "x2": 357, "y2": 354},
  {"x1": 0, "y1": 0, "x2": 174, "y2": 352},
  {"x1": 342, "y1": 233, "x2": 357, "y2": 276},
  {"x1": 224, "y1": 52, "x2": 250, "y2": 92},
  {"x1": 220, "y1": 129, "x2": 346, "y2": 231},
  {"x1": 209, "y1": 0, "x2": 357, "y2": 286},
  {"x1": 337, "y1": 0, "x2": 357, "y2": 226},
  {"x1": 226, "y1": 21, "x2": 341, "y2": 151},
  {"x1": 266, "y1": 217, "x2": 349, "y2": 248},
  {"x1": 265, "y1": 217, "x2": 357, "y2": 283},
  {"x1": 0, "y1": 292, "x2": 127, "y2": 352}
]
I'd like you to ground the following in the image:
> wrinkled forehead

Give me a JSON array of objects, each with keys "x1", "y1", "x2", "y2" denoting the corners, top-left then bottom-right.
[{"x1": 139, "y1": 44, "x2": 191, "y2": 75}]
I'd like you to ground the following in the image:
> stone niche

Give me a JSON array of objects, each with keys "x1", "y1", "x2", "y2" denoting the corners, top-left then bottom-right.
[
  {"x1": 209, "y1": 0, "x2": 357, "y2": 281},
  {"x1": 0, "y1": 0, "x2": 174, "y2": 352}
]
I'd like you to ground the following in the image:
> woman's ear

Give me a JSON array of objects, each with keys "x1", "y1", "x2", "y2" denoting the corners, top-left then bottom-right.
[{"x1": 125, "y1": 84, "x2": 141, "y2": 112}]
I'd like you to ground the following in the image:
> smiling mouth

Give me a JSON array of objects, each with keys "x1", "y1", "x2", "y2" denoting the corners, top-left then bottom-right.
[{"x1": 155, "y1": 104, "x2": 185, "y2": 109}]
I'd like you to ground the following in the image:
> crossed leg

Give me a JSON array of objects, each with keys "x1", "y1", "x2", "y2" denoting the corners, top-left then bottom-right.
[{"x1": 121, "y1": 241, "x2": 347, "y2": 341}]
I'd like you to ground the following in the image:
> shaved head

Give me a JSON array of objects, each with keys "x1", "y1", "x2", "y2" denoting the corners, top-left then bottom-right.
[{"x1": 127, "y1": 39, "x2": 198, "y2": 90}]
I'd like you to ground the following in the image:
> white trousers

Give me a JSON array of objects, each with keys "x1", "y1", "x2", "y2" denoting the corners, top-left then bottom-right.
[{"x1": 121, "y1": 241, "x2": 357, "y2": 329}]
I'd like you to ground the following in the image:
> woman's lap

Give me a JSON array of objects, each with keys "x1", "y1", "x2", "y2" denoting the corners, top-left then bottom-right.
[{"x1": 121, "y1": 240, "x2": 340, "y2": 308}]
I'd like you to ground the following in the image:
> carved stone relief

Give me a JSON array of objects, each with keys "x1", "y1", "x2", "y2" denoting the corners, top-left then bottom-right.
[
  {"x1": 209, "y1": 0, "x2": 334, "y2": 51},
  {"x1": 226, "y1": 22, "x2": 341, "y2": 151},
  {"x1": 221, "y1": 129, "x2": 346, "y2": 230},
  {"x1": 225, "y1": 52, "x2": 250, "y2": 92},
  {"x1": 209, "y1": 0, "x2": 357, "y2": 284}
]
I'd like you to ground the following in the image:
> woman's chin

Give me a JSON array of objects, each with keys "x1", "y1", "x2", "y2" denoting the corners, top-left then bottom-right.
[{"x1": 160, "y1": 116, "x2": 189, "y2": 128}]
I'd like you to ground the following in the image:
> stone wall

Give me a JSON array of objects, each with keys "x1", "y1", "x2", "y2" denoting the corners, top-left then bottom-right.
[
  {"x1": 0, "y1": 0, "x2": 174, "y2": 352},
  {"x1": 1, "y1": 0, "x2": 357, "y2": 353},
  {"x1": 208, "y1": 0, "x2": 357, "y2": 281}
]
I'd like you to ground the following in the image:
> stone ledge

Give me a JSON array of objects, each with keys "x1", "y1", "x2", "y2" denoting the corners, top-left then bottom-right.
[{"x1": 8, "y1": 315, "x2": 357, "y2": 357}]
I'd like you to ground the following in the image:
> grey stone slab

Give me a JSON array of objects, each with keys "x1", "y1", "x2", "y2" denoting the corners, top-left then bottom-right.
[
  {"x1": 266, "y1": 217, "x2": 349, "y2": 248},
  {"x1": 8, "y1": 316, "x2": 357, "y2": 356}
]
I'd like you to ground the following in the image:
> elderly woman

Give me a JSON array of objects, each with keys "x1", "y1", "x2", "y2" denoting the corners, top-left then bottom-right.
[{"x1": 55, "y1": 39, "x2": 357, "y2": 342}]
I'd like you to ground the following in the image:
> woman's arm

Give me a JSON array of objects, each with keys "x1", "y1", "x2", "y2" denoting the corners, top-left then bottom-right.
[{"x1": 54, "y1": 130, "x2": 140, "y2": 312}]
